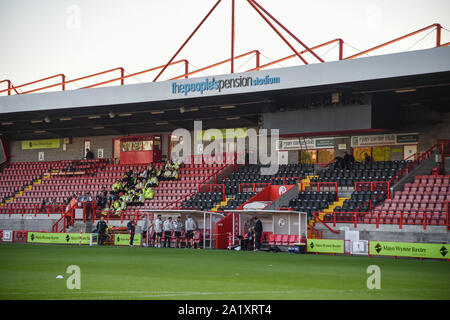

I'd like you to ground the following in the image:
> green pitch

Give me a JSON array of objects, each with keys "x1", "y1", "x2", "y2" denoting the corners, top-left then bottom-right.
[{"x1": 0, "y1": 243, "x2": 449, "y2": 300}]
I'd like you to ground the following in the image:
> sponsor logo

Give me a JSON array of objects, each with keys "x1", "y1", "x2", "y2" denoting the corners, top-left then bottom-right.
[{"x1": 171, "y1": 75, "x2": 281, "y2": 96}]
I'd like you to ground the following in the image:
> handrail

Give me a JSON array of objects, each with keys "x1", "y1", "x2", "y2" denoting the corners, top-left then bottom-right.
[
  {"x1": 239, "y1": 182, "x2": 269, "y2": 193},
  {"x1": 307, "y1": 224, "x2": 323, "y2": 239},
  {"x1": 269, "y1": 177, "x2": 302, "y2": 185},
  {"x1": 170, "y1": 50, "x2": 260, "y2": 80},
  {"x1": 319, "y1": 156, "x2": 337, "y2": 168},
  {"x1": 0, "y1": 73, "x2": 65, "y2": 95},
  {"x1": 403, "y1": 151, "x2": 418, "y2": 162},
  {"x1": 353, "y1": 191, "x2": 387, "y2": 215},
  {"x1": 324, "y1": 210, "x2": 448, "y2": 231},
  {"x1": 21, "y1": 67, "x2": 125, "y2": 94},
  {"x1": 1, "y1": 23, "x2": 447, "y2": 96},
  {"x1": 0, "y1": 79, "x2": 20, "y2": 95},
  {"x1": 387, "y1": 142, "x2": 439, "y2": 195},
  {"x1": 312, "y1": 212, "x2": 340, "y2": 234},
  {"x1": 247, "y1": 38, "x2": 343, "y2": 72},
  {"x1": 344, "y1": 23, "x2": 442, "y2": 60},
  {"x1": 82, "y1": 59, "x2": 189, "y2": 89}
]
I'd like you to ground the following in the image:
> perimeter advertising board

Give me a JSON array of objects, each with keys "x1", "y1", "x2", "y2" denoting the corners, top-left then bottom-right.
[
  {"x1": 369, "y1": 241, "x2": 448, "y2": 259},
  {"x1": 114, "y1": 234, "x2": 141, "y2": 246},
  {"x1": 27, "y1": 232, "x2": 91, "y2": 244},
  {"x1": 307, "y1": 239, "x2": 345, "y2": 254}
]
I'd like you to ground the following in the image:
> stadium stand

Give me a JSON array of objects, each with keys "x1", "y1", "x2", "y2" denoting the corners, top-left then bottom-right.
[
  {"x1": 311, "y1": 160, "x2": 410, "y2": 187},
  {"x1": 368, "y1": 174, "x2": 450, "y2": 226},
  {"x1": 111, "y1": 162, "x2": 227, "y2": 220},
  {"x1": 282, "y1": 191, "x2": 337, "y2": 217}
]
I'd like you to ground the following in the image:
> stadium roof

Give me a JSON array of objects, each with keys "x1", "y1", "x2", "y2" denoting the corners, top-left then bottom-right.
[{"x1": 1, "y1": 46, "x2": 449, "y2": 140}]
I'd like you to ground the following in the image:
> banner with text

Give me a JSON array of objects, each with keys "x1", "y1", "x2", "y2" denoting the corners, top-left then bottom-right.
[
  {"x1": 307, "y1": 239, "x2": 345, "y2": 254},
  {"x1": 22, "y1": 139, "x2": 60, "y2": 150},
  {"x1": 369, "y1": 241, "x2": 448, "y2": 259},
  {"x1": 27, "y1": 232, "x2": 91, "y2": 244},
  {"x1": 114, "y1": 234, "x2": 141, "y2": 246}
]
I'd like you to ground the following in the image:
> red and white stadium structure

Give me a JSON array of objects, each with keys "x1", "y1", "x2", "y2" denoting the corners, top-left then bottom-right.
[{"x1": 0, "y1": 0, "x2": 449, "y2": 251}]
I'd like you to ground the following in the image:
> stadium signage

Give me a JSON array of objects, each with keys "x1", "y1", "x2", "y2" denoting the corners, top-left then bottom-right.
[
  {"x1": 114, "y1": 234, "x2": 141, "y2": 246},
  {"x1": 276, "y1": 138, "x2": 334, "y2": 150},
  {"x1": 307, "y1": 239, "x2": 344, "y2": 254},
  {"x1": 369, "y1": 241, "x2": 448, "y2": 259},
  {"x1": 351, "y1": 133, "x2": 419, "y2": 147},
  {"x1": 27, "y1": 232, "x2": 91, "y2": 244},
  {"x1": 22, "y1": 139, "x2": 60, "y2": 150},
  {"x1": 171, "y1": 75, "x2": 281, "y2": 96}
]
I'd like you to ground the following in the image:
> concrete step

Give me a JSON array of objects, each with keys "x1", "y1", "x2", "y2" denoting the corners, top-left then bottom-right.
[{"x1": 319, "y1": 197, "x2": 350, "y2": 218}]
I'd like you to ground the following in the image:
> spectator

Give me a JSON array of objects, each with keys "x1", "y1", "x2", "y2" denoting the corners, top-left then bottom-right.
[
  {"x1": 185, "y1": 215, "x2": 197, "y2": 249},
  {"x1": 253, "y1": 216, "x2": 263, "y2": 251},
  {"x1": 96, "y1": 192, "x2": 104, "y2": 208},
  {"x1": 78, "y1": 192, "x2": 86, "y2": 202},
  {"x1": 107, "y1": 191, "x2": 115, "y2": 202},
  {"x1": 334, "y1": 156, "x2": 344, "y2": 170},
  {"x1": 343, "y1": 152, "x2": 355, "y2": 169},
  {"x1": 66, "y1": 196, "x2": 77, "y2": 213},
  {"x1": 364, "y1": 153, "x2": 372, "y2": 162},
  {"x1": 85, "y1": 148, "x2": 94, "y2": 160},
  {"x1": 100, "y1": 203, "x2": 111, "y2": 216},
  {"x1": 163, "y1": 217, "x2": 173, "y2": 248},
  {"x1": 140, "y1": 169, "x2": 148, "y2": 179}
]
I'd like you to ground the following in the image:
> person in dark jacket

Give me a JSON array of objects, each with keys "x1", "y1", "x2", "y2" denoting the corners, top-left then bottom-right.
[
  {"x1": 127, "y1": 220, "x2": 136, "y2": 247},
  {"x1": 85, "y1": 148, "x2": 94, "y2": 160},
  {"x1": 253, "y1": 216, "x2": 263, "y2": 251},
  {"x1": 96, "y1": 216, "x2": 108, "y2": 245}
]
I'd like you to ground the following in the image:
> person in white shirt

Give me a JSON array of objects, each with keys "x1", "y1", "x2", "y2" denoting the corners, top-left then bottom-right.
[
  {"x1": 163, "y1": 216, "x2": 174, "y2": 248},
  {"x1": 141, "y1": 215, "x2": 149, "y2": 247},
  {"x1": 153, "y1": 214, "x2": 163, "y2": 248},
  {"x1": 185, "y1": 215, "x2": 197, "y2": 249}
]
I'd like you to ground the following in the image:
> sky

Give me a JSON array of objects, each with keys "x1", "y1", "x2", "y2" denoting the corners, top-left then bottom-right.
[{"x1": 0, "y1": 0, "x2": 449, "y2": 92}]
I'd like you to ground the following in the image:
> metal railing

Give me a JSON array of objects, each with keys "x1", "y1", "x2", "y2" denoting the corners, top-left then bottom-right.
[{"x1": 1, "y1": 21, "x2": 447, "y2": 96}]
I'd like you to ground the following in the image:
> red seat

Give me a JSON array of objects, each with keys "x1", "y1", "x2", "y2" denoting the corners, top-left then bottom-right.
[
  {"x1": 274, "y1": 234, "x2": 283, "y2": 245},
  {"x1": 281, "y1": 235, "x2": 289, "y2": 246},
  {"x1": 288, "y1": 235, "x2": 299, "y2": 245},
  {"x1": 268, "y1": 234, "x2": 275, "y2": 245}
]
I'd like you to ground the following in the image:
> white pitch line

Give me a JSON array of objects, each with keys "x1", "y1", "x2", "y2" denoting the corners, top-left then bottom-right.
[{"x1": 3, "y1": 288, "x2": 450, "y2": 299}]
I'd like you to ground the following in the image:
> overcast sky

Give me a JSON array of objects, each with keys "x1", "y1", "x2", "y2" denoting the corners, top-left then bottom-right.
[{"x1": 1, "y1": 0, "x2": 449, "y2": 92}]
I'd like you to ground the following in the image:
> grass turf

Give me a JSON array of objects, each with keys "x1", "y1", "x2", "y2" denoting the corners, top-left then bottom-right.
[{"x1": 0, "y1": 243, "x2": 449, "y2": 300}]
